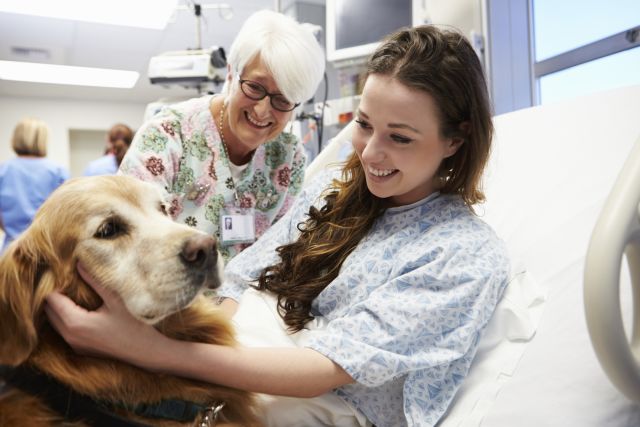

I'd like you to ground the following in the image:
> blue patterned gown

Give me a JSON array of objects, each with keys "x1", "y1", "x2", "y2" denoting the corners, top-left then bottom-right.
[{"x1": 218, "y1": 170, "x2": 510, "y2": 427}]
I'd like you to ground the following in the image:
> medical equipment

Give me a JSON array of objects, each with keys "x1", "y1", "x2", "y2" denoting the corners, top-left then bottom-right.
[
  {"x1": 147, "y1": 2, "x2": 229, "y2": 90},
  {"x1": 147, "y1": 47, "x2": 226, "y2": 87},
  {"x1": 325, "y1": 0, "x2": 414, "y2": 64}
]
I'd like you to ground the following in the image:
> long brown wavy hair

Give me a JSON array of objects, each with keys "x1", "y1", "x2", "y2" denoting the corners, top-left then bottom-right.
[{"x1": 257, "y1": 25, "x2": 494, "y2": 332}]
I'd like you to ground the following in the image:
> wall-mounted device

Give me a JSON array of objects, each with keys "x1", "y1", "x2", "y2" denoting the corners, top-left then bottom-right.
[{"x1": 147, "y1": 46, "x2": 226, "y2": 88}]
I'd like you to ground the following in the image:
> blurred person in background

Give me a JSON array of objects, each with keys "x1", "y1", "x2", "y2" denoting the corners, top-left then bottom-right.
[
  {"x1": 83, "y1": 123, "x2": 134, "y2": 176},
  {"x1": 0, "y1": 118, "x2": 69, "y2": 253}
]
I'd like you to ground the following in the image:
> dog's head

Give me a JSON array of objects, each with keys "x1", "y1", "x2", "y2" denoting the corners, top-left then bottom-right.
[{"x1": 0, "y1": 175, "x2": 223, "y2": 365}]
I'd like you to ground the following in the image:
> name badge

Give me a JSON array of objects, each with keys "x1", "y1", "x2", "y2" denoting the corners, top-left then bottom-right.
[{"x1": 220, "y1": 205, "x2": 255, "y2": 245}]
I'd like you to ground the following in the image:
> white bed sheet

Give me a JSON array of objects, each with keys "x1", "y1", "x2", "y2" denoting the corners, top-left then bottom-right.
[
  {"x1": 470, "y1": 85, "x2": 640, "y2": 426},
  {"x1": 232, "y1": 289, "x2": 371, "y2": 427}
]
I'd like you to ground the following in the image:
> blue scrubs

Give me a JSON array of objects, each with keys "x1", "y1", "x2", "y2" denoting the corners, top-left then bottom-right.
[
  {"x1": 83, "y1": 154, "x2": 118, "y2": 176},
  {"x1": 0, "y1": 157, "x2": 68, "y2": 252}
]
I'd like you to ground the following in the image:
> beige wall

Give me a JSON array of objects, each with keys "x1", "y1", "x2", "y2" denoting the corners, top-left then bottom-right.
[
  {"x1": 69, "y1": 129, "x2": 109, "y2": 177},
  {"x1": 0, "y1": 96, "x2": 146, "y2": 169}
]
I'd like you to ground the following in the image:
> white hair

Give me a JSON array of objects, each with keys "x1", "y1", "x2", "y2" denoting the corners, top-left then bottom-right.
[{"x1": 226, "y1": 9, "x2": 325, "y2": 104}]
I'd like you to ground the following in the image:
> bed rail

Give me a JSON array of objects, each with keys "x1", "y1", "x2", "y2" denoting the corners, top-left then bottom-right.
[{"x1": 584, "y1": 135, "x2": 640, "y2": 402}]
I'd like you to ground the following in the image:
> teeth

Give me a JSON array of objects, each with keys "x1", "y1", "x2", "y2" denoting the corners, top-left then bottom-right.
[
  {"x1": 368, "y1": 165, "x2": 396, "y2": 177},
  {"x1": 247, "y1": 113, "x2": 269, "y2": 127}
]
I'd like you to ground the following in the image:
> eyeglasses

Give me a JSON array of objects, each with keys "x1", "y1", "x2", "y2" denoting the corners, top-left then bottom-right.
[{"x1": 237, "y1": 75, "x2": 299, "y2": 112}]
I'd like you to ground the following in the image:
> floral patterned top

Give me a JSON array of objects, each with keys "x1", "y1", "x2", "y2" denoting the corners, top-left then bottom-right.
[{"x1": 119, "y1": 95, "x2": 306, "y2": 261}]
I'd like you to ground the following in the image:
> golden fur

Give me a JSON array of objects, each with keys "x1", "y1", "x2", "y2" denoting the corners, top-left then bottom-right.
[{"x1": 0, "y1": 175, "x2": 259, "y2": 426}]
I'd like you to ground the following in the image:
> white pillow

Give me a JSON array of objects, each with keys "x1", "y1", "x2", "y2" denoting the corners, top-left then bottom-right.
[
  {"x1": 447, "y1": 85, "x2": 640, "y2": 426},
  {"x1": 438, "y1": 263, "x2": 547, "y2": 427}
]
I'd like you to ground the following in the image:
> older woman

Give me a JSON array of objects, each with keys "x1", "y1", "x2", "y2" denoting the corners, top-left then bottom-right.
[
  {"x1": 119, "y1": 10, "x2": 325, "y2": 261},
  {"x1": 0, "y1": 118, "x2": 68, "y2": 252}
]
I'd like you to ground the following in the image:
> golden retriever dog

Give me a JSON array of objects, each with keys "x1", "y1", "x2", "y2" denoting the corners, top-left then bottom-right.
[{"x1": 0, "y1": 175, "x2": 259, "y2": 426}]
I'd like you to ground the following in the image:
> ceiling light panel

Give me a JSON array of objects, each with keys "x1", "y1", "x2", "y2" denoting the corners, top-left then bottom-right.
[
  {"x1": 0, "y1": 0, "x2": 179, "y2": 29},
  {"x1": 0, "y1": 61, "x2": 139, "y2": 88}
]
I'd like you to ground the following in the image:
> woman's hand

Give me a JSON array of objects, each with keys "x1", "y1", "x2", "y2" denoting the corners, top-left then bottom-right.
[
  {"x1": 46, "y1": 264, "x2": 353, "y2": 396},
  {"x1": 45, "y1": 262, "x2": 165, "y2": 367}
]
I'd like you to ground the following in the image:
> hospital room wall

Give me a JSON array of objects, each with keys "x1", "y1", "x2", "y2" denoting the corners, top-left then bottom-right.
[
  {"x1": 0, "y1": 0, "x2": 487, "y2": 172},
  {"x1": 0, "y1": 96, "x2": 146, "y2": 175}
]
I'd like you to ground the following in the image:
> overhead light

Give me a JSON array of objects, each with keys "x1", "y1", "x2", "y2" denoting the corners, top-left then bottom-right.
[
  {"x1": 0, "y1": 0, "x2": 179, "y2": 29},
  {"x1": 0, "y1": 61, "x2": 139, "y2": 89}
]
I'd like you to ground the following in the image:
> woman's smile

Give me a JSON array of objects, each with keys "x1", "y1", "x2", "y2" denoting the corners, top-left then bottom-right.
[
  {"x1": 365, "y1": 165, "x2": 399, "y2": 183},
  {"x1": 244, "y1": 111, "x2": 272, "y2": 129}
]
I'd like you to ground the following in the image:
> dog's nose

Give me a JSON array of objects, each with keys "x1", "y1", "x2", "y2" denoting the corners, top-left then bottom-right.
[{"x1": 181, "y1": 234, "x2": 216, "y2": 269}]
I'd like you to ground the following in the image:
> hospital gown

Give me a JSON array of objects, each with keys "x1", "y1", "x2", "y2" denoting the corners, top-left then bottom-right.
[{"x1": 219, "y1": 170, "x2": 510, "y2": 427}]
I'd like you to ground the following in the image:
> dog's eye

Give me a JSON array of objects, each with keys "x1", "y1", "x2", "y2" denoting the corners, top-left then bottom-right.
[{"x1": 95, "y1": 219, "x2": 124, "y2": 239}]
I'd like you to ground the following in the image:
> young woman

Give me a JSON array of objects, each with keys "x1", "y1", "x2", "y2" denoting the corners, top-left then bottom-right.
[
  {"x1": 47, "y1": 25, "x2": 509, "y2": 427},
  {"x1": 119, "y1": 10, "x2": 325, "y2": 261}
]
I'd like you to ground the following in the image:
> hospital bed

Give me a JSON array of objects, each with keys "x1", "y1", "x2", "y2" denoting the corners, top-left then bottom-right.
[{"x1": 304, "y1": 84, "x2": 640, "y2": 426}]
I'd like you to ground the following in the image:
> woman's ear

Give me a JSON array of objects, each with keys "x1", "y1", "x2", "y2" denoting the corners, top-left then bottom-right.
[
  {"x1": 445, "y1": 137, "x2": 464, "y2": 158},
  {"x1": 219, "y1": 64, "x2": 233, "y2": 97},
  {"x1": 444, "y1": 121, "x2": 470, "y2": 158}
]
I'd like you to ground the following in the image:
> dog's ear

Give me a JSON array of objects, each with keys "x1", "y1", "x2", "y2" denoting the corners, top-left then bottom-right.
[
  {"x1": 0, "y1": 236, "x2": 40, "y2": 365},
  {"x1": 0, "y1": 226, "x2": 60, "y2": 366}
]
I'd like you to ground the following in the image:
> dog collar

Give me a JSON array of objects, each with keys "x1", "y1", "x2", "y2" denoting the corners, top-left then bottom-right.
[
  {"x1": 2, "y1": 365, "x2": 224, "y2": 426},
  {"x1": 118, "y1": 399, "x2": 225, "y2": 425}
]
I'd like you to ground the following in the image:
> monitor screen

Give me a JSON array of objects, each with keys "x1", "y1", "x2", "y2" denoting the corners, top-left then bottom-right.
[{"x1": 326, "y1": 0, "x2": 415, "y2": 63}]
